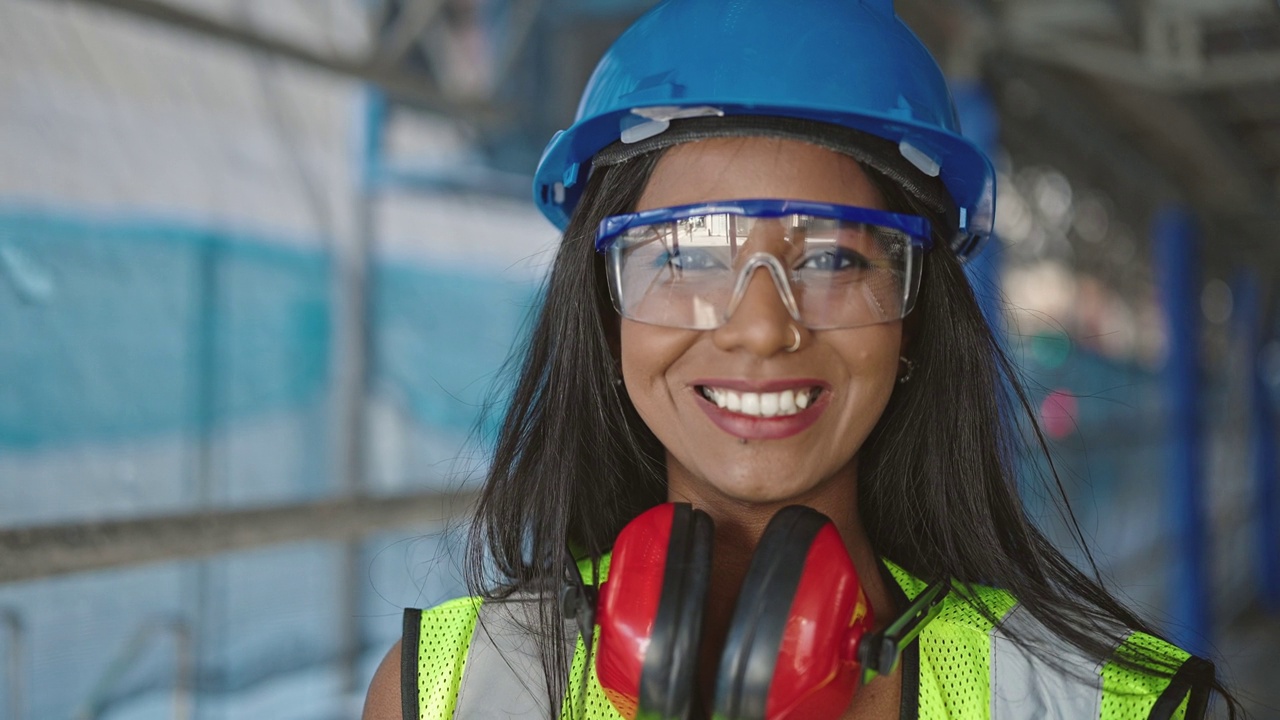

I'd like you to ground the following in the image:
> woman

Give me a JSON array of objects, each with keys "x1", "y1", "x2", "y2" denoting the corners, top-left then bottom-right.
[{"x1": 365, "y1": 0, "x2": 1235, "y2": 718}]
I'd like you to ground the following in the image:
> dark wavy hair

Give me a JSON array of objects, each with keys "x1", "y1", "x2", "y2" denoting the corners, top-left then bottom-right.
[{"x1": 463, "y1": 141, "x2": 1240, "y2": 717}]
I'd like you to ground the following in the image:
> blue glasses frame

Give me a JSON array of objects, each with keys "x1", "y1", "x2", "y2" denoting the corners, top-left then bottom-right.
[{"x1": 595, "y1": 198, "x2": 934, "y2": 253}]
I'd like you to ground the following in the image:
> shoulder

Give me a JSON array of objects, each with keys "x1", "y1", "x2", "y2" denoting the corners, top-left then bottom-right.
[
  {"x1": 882, "y1": 561, "x2": 1209, "y2": 720},
  {"x1": 363, "y1": 639, "x2": 403, "y2": 720},
  {"x1": 388, "y1": 596, "x2": 486, "y2": 720}
]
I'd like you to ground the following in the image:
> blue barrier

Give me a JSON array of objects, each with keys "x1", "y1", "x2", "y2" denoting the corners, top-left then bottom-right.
[{"x1": 0, "y1": 208, "x2": 537, "y2": 451}]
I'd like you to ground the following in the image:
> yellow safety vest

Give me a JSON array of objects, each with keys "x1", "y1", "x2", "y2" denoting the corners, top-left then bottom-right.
[{"x1": 401, "y1": 557, "x2": 1209, "y2": 719}]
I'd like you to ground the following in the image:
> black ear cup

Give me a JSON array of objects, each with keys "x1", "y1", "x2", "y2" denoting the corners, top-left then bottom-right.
[
  {"x1": 638, "y1": 503, "x2": 715, "y2": 720},
  {"x1": 712, "y1": 506, "x2": 829, "y2": 720}
]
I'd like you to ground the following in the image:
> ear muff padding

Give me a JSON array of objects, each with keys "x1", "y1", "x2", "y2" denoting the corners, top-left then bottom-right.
[
  {"x1": 596, "y1": 503, "x2": 713, "y2": 720},
  {"x1": 714, "y1": 506, "x2": 829, "y2": 720},
  {"x1": 639, "y1": 503, "x2": 713, "y2": 719}
]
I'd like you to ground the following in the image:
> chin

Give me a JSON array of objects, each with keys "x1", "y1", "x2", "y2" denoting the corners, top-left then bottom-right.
[{"x1": 701, "y1": 472, "x2": 825, "y2": 507}]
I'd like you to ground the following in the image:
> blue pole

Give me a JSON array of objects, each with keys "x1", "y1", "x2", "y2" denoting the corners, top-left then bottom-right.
[
  {"x1": 1237, "y1": 271, "x2": 1280, "y2": 610},
  {"x1": 358, "y1": 86, "x2": 388, "y2": 191},
  {"x1": 1154, "y1": 205, "x2": 1210, "y2": 656}
]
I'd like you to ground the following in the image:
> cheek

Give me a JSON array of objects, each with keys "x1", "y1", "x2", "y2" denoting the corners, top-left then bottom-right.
[
  {"x1": 828, "y1": 328, "x2": 903, "y2": 418},
  {"x1": 619, "y1": 320, "x2": 700, "y2": 405}
]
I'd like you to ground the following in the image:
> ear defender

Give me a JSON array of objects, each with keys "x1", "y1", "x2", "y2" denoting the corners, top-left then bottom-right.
[
  {"x1": 593, "y1": 504, "x2": 926, "y2": 720},
  {"x1": 596, "y1": 502, "x2": 715, "y2": 720},
  {"x1": 713, "y1": 505, "x2": 875, "y2": 720}
]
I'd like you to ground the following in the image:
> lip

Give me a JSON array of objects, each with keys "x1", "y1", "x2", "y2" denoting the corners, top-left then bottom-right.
[{"x1": 690, "y1": 379, "x2": 831, "y2": 440}]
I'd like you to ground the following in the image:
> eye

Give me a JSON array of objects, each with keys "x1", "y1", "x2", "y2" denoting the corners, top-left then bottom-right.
[
  {"x1": 797, "y1": 247, "x2": 873, "y2": 273},
  {"x1": 654, "y1": 247, "x2": 727, "y2": 271}
]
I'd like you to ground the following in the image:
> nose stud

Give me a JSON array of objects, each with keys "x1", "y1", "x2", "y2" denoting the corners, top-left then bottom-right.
[{"x1": 785, "y1": 324, "x2": 802, "y2": 353}]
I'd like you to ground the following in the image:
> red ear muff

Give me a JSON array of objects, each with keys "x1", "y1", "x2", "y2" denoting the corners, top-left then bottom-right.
[
  {"x1": 713, "y1": 506, "x2": 875, "y2": 720},
  {"x1": 596, "y1": 503, "x2": 714, "y2": 720}
]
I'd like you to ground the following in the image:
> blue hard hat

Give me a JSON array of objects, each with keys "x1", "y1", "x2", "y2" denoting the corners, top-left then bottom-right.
[{"x1": 532, "y1": 0, "x2": 996, "y2": 257}]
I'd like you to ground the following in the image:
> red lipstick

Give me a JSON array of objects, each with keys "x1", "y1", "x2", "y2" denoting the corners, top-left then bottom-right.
[{"x1": 689, "y1": 379, "x2": 830, "y2": 440}]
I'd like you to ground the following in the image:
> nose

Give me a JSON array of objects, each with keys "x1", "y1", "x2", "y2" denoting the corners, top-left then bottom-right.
[{"x1": 712, "y1": 263, "x2": 803, "y2": 356}]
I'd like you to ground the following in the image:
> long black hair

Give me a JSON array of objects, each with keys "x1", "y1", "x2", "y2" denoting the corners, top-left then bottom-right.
[{"x1": 464, "y1": 142, "x2": 1240, "y2": 716}]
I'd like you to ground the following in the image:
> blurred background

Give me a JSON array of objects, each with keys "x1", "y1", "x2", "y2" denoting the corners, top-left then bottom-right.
[{"x1": 0, "y1": 0, "x2": 1277, "y2": 717}]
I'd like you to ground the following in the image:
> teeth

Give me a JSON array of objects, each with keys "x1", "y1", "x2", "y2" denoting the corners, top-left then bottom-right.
[
  {"x1": 760, "y1": 393, "x2": 778, "y2": 417},
  {"x1": 779, "y1": 390, "x2": 796, "y2": 414},
  {"x1": 700, "y1": 386, "x2": 819, "y2": 418},
  {"x1": 725, "y1": 391, "x2": 741, "y2": 412}
]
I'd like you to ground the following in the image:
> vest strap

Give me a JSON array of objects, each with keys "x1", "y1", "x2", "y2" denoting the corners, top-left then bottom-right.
[{"x1": 402, "y1": 608, "x2": 422, "y2": 720}]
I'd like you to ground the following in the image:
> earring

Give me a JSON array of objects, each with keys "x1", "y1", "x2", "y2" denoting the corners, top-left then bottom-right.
[
  {"x1": 898, "y1": 356, "x2": 915, "y2": 384},
  {"x1": 785, "y1": 324, "x2": 802, "y2": 353}
]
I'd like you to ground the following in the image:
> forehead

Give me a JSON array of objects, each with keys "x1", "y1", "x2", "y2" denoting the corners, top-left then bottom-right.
[{"x1": 635, "y1": 136, "x2": 887, "y2": 213}]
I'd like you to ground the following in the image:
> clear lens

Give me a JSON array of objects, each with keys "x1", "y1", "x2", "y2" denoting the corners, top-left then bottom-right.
[{"x1": 604, "y1": 212, "x2": 922, "y2": 330}]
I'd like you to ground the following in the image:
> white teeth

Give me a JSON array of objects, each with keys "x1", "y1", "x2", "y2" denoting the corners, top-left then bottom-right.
[
  {"x1": 780, "y1": 390, "x2": 796, "y2": 414},
  {"x1": 760, "y1": 393, "x2": 778, "y2": 417},
  {"x1": 700, "y1": 386, "x2": 818, "y2": 418}
]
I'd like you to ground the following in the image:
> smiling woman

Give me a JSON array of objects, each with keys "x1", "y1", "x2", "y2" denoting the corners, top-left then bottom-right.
[
  {"x1": 624, "y1": 139, "x2": 903, "y2": 513},
  {"x1": 362, "y1": 1, "x2": 1237, "y2": 719}
]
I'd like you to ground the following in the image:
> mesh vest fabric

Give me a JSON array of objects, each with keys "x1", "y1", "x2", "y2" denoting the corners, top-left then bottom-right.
[
  {"x1": 403, "y1": 597, "x2": 481, "y2": 720},
  {"x1": 404, "y1": 556, "x2": 1201, "y2": 720}
]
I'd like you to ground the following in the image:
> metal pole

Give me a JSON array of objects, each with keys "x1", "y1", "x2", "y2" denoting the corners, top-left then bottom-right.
[
  {"x1": 1236, "y1": 271, "x2": 1280, "y2": 610},
  {"x1": 335, "y1": 85, "x2": 384, "y2": 697},
  {"x1": 0, "y1": 492, "x2": 472, "y2": 583},
  {"x1": 1154, "y1": 204, "x2": 1210, "y2": 655},
  {"x1": 187, "y1": 234, "x2": 220, "y2": 720},
  {"x1": 72, "y1": 617, "x2": 194, "y2": 720},
  {"x1": 2, "y1": 608, "x2": 23, "y2": 720},
  {"x1": 61, "y1": 0, "x2": 496, "y2": 117}
]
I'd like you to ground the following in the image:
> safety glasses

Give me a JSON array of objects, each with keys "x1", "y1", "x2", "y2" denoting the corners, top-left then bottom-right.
[{"x1": 596, "y1": 199, "x2": 932, "y2": 330}]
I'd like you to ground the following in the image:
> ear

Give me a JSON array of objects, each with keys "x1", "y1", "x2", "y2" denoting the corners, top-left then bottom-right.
[
  {"x1": 606, "y1": 312, "x2": 622, "y2": 364},
  {"x1": 596, "y1": 258, "x2": 623, "y2": 364},
  {"x1": 898, "y1": 309, "x2": 917, "y2": 358}
]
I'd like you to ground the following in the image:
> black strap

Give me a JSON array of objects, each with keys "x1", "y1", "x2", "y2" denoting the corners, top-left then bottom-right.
[
  {"x1": 875, "y1": 558, "x2": 919, "y2": 720},
  {"x1": 1149, "y1": 655, "x2": 1215, "y2": 720},
  {"x1": 401, "y1": 608, "x2": 422, "y2": 720}
]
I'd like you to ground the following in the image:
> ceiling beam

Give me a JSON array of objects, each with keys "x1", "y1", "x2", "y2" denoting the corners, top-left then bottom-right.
[
  {"x1": 0, "y1": 491, "x2": 476, "y2": 583},
  {"x1": 62, "y1": 0, "x2": 501, "y2": 121},
  {"x1": 1005, "y1": 34, "x2": 1280, "y2": 91},
  {"x1": 372, "y1": 0, "x2": 448, "y2": 69},
  {"x1": 902, "y1": 0, "x2": 1280, "y2": 275}
]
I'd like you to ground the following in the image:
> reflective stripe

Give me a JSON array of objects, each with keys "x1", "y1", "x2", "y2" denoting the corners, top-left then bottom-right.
[
  {"x1": 453, "y1": 597, "x2": 574, "y2": 719},
  {"x1": 990, "y1": 603, "x2": 1123, "y2": 720}
]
